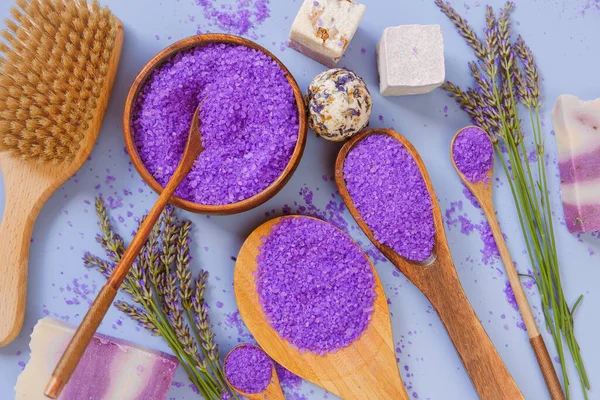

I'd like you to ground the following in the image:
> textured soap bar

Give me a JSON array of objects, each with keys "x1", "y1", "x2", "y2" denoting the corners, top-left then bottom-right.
[
  {"x1": 15, "y1": 318, "x2": 178, "y2": 400},
  {"x1": 377, "y1": 25, "x2": 445, "y2": 96},
  {"x1": 289, "y1": 0, "x2": 366, "y2": 67},
  {"x1": 551, "y1": 94, "x2": 600, "y2": 233}
]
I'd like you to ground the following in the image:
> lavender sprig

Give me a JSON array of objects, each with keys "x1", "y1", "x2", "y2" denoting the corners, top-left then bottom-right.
[
  {"x1": 442, "y1": 80, "x2": 500, "y2": 140},
  {"x1": 95, "y1": 197, "x2": 124, "y2": 264},
  {"x1": 437, "y1": 2, "x2": 589, "y2": 398},
  {"x1": 435, "y1": 0, "x2": 486, "y2": 58},
  {"x1": 192, "y1": 272, "x2": 219, "y2": 363},
  {"x1": 514, "y1": 35, "x2": 541, "y2": 107},
  {"x1": 114, "y1": 300, "x2": 160, "y2": 335},
  {"x1": 176, "y1": 221, "x2": 193, "y2": 310},
  {"x1": 84, "y1": 197, "x2": 236, "y2": 400}
]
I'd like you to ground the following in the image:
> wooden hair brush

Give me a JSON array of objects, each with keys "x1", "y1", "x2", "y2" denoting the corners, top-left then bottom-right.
[{"x1": 0, "y1": 0, "x2": 123, "y2": 347}]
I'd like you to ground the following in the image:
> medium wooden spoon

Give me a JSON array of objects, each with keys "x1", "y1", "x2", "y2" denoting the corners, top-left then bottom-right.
[
  {"x1": 45, "y1": 106, "x2": 203, "y2": 399},
  {"x1": 335, "y1": 128, "x2": 524, "y2": 400},
  {"x1": 224, "y1": 344, "x2": 285, "y2": 400},
  {"x1": 234, "y1": 215, "x2": 409, "y2": 400},
  {"x1": 451, "y1": 126, "x2": 565, "y2": 400}
]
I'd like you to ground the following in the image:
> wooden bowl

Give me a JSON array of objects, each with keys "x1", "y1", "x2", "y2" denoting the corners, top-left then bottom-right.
[{"x1": 123, "y1": 34, "x2": 307, "y2": 215}]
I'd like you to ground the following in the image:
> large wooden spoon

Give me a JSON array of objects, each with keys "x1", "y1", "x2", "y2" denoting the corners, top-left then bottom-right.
[
  {"x1": 335, "y1": 128, "x2": 524, "y2": 400},
  {"x1": 45, "y1": 106, "x2": 203, "y2": 399},
  {"x1": 234, "y1": 215, "x2": 409, "y2": 400},
  {"x1": 451, "y1": 126, "x2": 564, "y2": 400}
]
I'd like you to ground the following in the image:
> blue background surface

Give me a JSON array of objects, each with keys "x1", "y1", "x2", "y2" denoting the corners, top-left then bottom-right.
[{"x1": 0, "y1": 0, "x2": 598, "y2": 399}]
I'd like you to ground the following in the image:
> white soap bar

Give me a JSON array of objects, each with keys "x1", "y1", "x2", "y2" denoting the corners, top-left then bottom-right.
[
  {"x1": 15, "y1": 317, "x2": 178, "y2": 400},
  {"x1": 551, "y1": 94, "x2": 600, "y2": 233},
  {"x1": 377, "y1": 25, "x2": 445, "y2": 96},
  {"x1": 289, "y1": 0, "x2": 366, "y2": 67}
]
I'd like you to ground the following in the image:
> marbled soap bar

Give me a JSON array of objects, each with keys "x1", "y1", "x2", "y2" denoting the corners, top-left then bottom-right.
[
  {"x1": 15, "y1": 318, "x2": 178, "y2": 400},
  {"x1": 551, "y1": 94, "x2": 600, "y2": 233},
  {"x1": 289, "y1": 0, "x2": 366, "y2": 67}
]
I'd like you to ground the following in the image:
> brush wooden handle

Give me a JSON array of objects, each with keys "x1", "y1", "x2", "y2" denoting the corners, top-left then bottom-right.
[
  {"x1": 423, "y1": 265, "x2": 524, "y2": 400},
  {"x1": 0, "y1": 156, "x2": 50, "y2": 346}
]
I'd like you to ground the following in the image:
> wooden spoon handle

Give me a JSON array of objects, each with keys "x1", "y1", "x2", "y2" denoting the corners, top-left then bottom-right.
[
  {"x1": 44, "y1": 194, "x2": 170, "y2": 398},
  {"x1": 426, "y1": 268, "x2": 524, "y2": 400},
  {"x1": 45, "y1": 149, "x2": 198, "y2": 398},
  {"x1": 480, "y1": 201, "x2": 564, "y2": 399},
  {"x1": 44, "y1": 284, "x2": 118, "y2": 397},
  {"x1": 480, "y1": 202, "x2": 540, "y2": 335},
  {"x1": 530, "y1": 335, "x2": 565, "y2": 400}
]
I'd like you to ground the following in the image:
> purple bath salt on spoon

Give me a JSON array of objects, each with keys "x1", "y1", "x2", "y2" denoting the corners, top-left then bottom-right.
[
  {"x1": 451, "y1": 126, "x2": 494, "y2": 185},
  {"x1": 224, "y1": 344, "x2": 284, "y2": 398},
  {"x1": 255, "y1": 216, "x2": 376, "y2": 355},
  {"x1": 342, "y1": 133, "x2": 435, "y2": 262}
]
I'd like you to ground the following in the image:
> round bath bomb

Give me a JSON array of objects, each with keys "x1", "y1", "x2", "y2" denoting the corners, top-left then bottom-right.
[{"x1": 305, "y1": 68, "x2": 372, "y2": 142}]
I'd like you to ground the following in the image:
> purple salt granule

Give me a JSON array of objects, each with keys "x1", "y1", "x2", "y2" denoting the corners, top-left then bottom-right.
[
  {"x1": 132, "y1": 44, "x2": 299, "y2": 205},
  {"x1": 224, "y1": 344, "x2": 272, "y2": 394},
  {"x1": 195, "y1": 0, "x2": 270, "y2": 37},
  {"x1": 343, "y1": 134, "x2": 435, "y2": 262},
  {"x1": 452, "y1": 127, "x2": 494, "y2": 184},
  {"x1": 256, "y1": 217, "x2": 376, "y2": 354}
]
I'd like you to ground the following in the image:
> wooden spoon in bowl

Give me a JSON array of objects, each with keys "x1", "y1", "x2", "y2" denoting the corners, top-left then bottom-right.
[
  {"x1": 44, "y1": 106, "x2": 203, "y2": 399},
  {"x1": 224, "y1": 344, "x2": 285, "y2": 400},
  {"x1": 234, "y1": 215, "x2": 409, "y2": 400},
  {"x1": 451, "y1": 126, "x2": 564, "y2": 400},
  {"x1": 335, "y1": 128, "x2": 524, "y2": 400}
]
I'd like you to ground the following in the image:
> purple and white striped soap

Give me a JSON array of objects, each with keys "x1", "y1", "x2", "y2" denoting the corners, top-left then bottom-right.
[
  {"x1": 551, "y1": 94, "x2": 600, "y2": 233},
  {"x1": 15, "y1": 318, "x2": 178, "y2": 400}
]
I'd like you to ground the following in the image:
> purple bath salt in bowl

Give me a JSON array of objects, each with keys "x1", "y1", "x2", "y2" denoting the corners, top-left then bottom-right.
[
  {"x1": 256, "y1": 217, "x2": 376, "y2": 355},
  {"x1": 224, "y1": 344, "x2": 273, "y2": 394},
  {"x1": 452, "y1": 126, "x2": 494, "y2": 184},
  {"x1": 343, "y1": 134, "x2": 435, "y2": 262},
  {"x1": 131, "y1": 43, "x2": 299, "y2": 205}
]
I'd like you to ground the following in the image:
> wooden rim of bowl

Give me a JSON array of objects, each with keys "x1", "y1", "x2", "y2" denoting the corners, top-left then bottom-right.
[{"x1": 123, "y1": 33, "x2": 307, "y2": 215}]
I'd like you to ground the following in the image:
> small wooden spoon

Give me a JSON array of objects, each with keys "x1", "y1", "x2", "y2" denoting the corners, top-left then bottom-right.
[
  {"x1": 44, "y1": 106, "x2": 204, "y2": 399},
  {"x1": 234, "y1": 215, "x2": 409, "y2": 400},
  {"x1": 335, "y1": 128, "x2": 524, "y2": 400},
  {"x1": 451, "y1": 126, "x2": 565, "y2": 400},
  {"x1": 224, "y1": 344, "x2": 285, "y2": 400}
]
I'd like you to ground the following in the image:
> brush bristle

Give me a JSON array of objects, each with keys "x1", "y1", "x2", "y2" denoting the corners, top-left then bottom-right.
[{"x1": 0, "y1": 0, "x2": 118, "y2": 163}]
